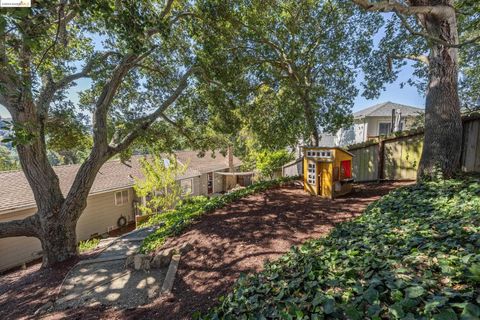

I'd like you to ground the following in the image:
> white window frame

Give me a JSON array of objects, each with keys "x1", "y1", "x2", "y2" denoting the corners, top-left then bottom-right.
[
  {"x1": 115, "y1": 190, "x2": 129, "y2": 206},
  {"x1": 307, "y1": 162, "x2": 316, "y2": 185}
]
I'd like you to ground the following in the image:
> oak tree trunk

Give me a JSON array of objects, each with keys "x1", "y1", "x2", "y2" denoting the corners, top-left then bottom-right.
[
  {"x1": 303, "y1": 98, "x2": 320, "y2": 146},
  {"x1": 417, "y1": 6, "x2": 463, "y2": 179},
  {"x1": 39, "y1": 217, "x2": 78, "y2": 266}
]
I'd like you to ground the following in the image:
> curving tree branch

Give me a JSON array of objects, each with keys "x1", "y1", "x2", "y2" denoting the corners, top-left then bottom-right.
[
  {"x1": 352, "y1": 0, "x2": 480, "y2": 48},
  {"x1": 0, "y1": 214, "x2": 39, "y2": 238},
  {"x1": 108, "y1": 66, "x2": 198, "y2": 154}
]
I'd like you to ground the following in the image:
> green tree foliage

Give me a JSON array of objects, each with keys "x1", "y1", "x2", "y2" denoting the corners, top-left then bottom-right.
[
  {"x1": 134, "y1": 155, "x2": 187, "y2": 215},
  {"x1": 457, "y1": 0, "x2": 480, "y2": 108},
  {"x1": 0, "y1": 145, "x2": 19, "y2": 171},
  {"x1": 255, "y1": 149, "x2": 294, "y2": 179},
  {"x1": 46, "y1": 109, "x2": 93, "y2": 164},
  {"x1": 195, "y1": 0, "x2": 380, "y2": 146}
]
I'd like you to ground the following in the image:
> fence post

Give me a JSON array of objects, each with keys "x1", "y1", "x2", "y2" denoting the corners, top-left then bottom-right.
[{"x1": 378, "y1": 139, "x2": 385, "y2": 182}]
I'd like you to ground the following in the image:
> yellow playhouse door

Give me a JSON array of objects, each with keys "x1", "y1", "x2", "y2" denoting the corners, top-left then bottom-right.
[{"x1": 318, "y1": 162, "x2": 332, "y2": 198}]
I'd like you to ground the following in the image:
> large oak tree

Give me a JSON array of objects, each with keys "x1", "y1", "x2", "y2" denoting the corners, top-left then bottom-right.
[
  {"x1": 351, "y1": 0, "x2": 480, "y2": 178},
  {"x1": 0, "y1": 0, "x2": 199, "y2": 266},
  {"x1": 196, "y1": 0, "x2": 381, "y2": 147}
]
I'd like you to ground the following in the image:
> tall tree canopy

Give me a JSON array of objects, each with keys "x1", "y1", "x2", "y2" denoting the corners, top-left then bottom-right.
[
  {"x1": 194, "y1": 0, "x2": 380, "y2": 147},
  {"x1": 351, "y1": 0, "x2": 480, "y2": 178},
  {"x1": 0, "y1": 0, "x2": 200, "y2": 266}
]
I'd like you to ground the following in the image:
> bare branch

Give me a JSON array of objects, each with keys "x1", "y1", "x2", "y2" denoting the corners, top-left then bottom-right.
[
  {"x1": 0, "y1": 214, "x2": 39, "y2": 238},
  {"x1": 108, "y1": 66, "x2": 198, "y2": 154},
  {"x1": 35, "y1": 1, "x2": 78, "y2": 72},
  {"x1": 92, "y1": 53, "x2": 139, "y2": 152},
  {"x1": 159, "y1": 0, "x2": 175, "y2": 19},
  {"x1": 353, "y1": 0, "x2": 479, "y2": 48},
  {"x1": 36, "y1": 51, "x2": 118, "y2": 113},
  {"x1": 351, "y1": 0, "x2": 452, "y2": 17},
  {"x1": 390, "y1": 54, "x2": 429, "y2": 65}
]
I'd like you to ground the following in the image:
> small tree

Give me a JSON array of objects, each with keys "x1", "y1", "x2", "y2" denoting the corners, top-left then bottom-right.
[
  {"x1": 134, "y1": 155, "x2": 187, "y2": 215},
  {"x1": 0, "y1": 145, "x2": 19, "y2": 171},
  {"x1": 256, "y1": 150, "x2": 294, "y2": 180}
]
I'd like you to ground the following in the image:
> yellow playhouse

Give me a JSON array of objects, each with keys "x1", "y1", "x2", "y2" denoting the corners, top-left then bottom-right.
[{"x1": 303, "y1": 147, "x2": 354, "y2": 199}]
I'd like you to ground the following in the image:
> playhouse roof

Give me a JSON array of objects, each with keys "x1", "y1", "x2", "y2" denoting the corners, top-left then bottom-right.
[{"x1": 302, "y1": 146, "x2": 354, "y2": 157}]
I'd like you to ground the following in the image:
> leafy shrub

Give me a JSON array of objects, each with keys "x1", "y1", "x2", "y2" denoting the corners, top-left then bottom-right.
[
  {"x1": 202, "y1": 176, "x2": 480, "y2": 319},
  {"x1": 78, "y1": 238, "x2": 100, "y2": 253},
  {"x1": 140, "y1": 176, "x2": 299, "y2": 253}
]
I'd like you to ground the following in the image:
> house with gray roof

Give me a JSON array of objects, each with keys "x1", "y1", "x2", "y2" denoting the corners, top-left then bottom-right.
[
  {"x1": 332, "y1": 101, "x2": 424, "y2": 147},
  {"x1": 0, "y1": 151, "x2": 244, "y2": 272}
]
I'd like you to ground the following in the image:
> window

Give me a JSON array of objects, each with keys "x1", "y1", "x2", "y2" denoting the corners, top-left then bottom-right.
[
  {"x1": 306, "y1": 151, "x2": 312, "y2": 157},
  {"x1": 163, "y1": 158, "x2": 171, "y2": 168},
  {"x1": 307, "y1": 162, "x2": 316, "y2": 185},
  {"x1": 115, "y1": 190, "x2": 129, "y2": 206},
  {"x1": 207, "y1": 172, "x2": 213, "y2": 194},
  {"x1": 180, "y1": 179, "x2": 193, "y2": 195},
  {"x1": 379, "y1": 122, "x2": 391, "y2": 136}
]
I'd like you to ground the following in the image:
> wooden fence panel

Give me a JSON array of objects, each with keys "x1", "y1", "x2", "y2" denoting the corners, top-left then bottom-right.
[
  {"x1": 383, "y1": 135, "x2": 423, "y2": 180},
  {"x1": 348, "y1": 116, "x2": 480, "y2": 182},
  {"x1": 350, "y1": 144, "x2": 378, "y2": 182},
  {"x1": 461, "y1": 118, "x2": 480, "y2": 172}
]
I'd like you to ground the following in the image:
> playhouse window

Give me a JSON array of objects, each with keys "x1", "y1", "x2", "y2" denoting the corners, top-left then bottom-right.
[
  {"x1": 307, "y1": 163, "x2": 316, "y2": 185},
  {"x1": 340, "y1": 160, "x2": 352, "y2": 179}
]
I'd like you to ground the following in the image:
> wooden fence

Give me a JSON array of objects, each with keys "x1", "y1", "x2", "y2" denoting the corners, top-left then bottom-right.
[{"x1": 348, "y1": 113, "x2": 480, "y2": 182}]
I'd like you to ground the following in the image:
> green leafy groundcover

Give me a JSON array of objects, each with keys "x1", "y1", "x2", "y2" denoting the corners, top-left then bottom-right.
[
  {"x1": 201, "y1": 176, "x2": 480, "y2": 320},
  {"x1": 140, "y1": 176, "x2": 298, "y2": 253}
]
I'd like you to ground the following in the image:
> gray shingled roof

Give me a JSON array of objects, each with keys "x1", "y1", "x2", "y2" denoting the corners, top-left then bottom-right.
[
  {"x1": 353, "y1": 101, "x2": 424, "y2": 118},
  {"x1": 0, "y1": 151, "x2": 241, "y2": 214},
  {"x1": 175, "y1": 150, "x2": 242, "y2": 174}
]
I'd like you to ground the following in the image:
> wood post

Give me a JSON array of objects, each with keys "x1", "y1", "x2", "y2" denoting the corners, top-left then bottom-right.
[{"x1": 378, "y1": 139, "x2": 385, "y2": 182}]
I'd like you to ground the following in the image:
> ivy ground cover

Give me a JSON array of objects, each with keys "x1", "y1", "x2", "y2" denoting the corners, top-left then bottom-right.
[{"x1": 203, "y1": 176, "x2": 480, "y2": 319}]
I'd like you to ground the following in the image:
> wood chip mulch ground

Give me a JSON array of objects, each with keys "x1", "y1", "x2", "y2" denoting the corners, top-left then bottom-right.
[{"x1": 0, "y1": 181, "x2": 408, "y2": 320}]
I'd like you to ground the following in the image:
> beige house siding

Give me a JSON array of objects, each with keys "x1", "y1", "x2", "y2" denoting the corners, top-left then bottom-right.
[
  {"x1": 213, "y1": 170, "x2": 225, "y2": 193},
  {"x1": 76, "y1": 188, "x2": 135, "y2": 241},
  {"x1": 199, "y1": 173, "x2": 209, "y2": 195},
  {"x1": 192, "y1": 176, "x2": 201, "y2": 196},
  {"x1": 0, "y1": 188, "x2": 135, "y2": 272},
  {"x1": 0, "y1": 208, "x2": 42, "y2": 272}
]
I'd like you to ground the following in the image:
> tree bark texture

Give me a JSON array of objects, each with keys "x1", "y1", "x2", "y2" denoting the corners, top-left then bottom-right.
[{"x1": 417, "y1": 1, "x2": 462, "y2": 179}]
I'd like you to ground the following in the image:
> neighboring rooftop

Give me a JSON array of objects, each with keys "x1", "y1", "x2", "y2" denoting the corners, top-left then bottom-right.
[
  {"x1": 353, "y1": 101, "x2": 424, "y2": 118},
  {"x1": 175, "y1": 150, "x2": 241, "y2": 174},
  {"x1": 0, "y1": 151, "x2": 242, "y2": 214}
]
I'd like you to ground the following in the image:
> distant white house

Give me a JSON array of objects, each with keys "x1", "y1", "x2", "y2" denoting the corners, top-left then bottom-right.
[{"x1": 321, "y1": 102, "x2": 424, "y2": 147}]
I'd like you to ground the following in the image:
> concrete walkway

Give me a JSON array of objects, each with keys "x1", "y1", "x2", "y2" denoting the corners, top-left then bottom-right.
[{"x1": 55, "y1": 226, "x2": 168, "y2": 310}]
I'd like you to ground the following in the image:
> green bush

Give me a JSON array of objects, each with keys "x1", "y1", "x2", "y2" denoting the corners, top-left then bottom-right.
[
  {"x1": 201, "y1": 176, "x2": 480, "y2": 319},
  {"x1": 78, "y1": 238, "x2": 100, "y2": 253},
  {"x1": 140, "y1": 176, "x2": 299, "y2": 253}
]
